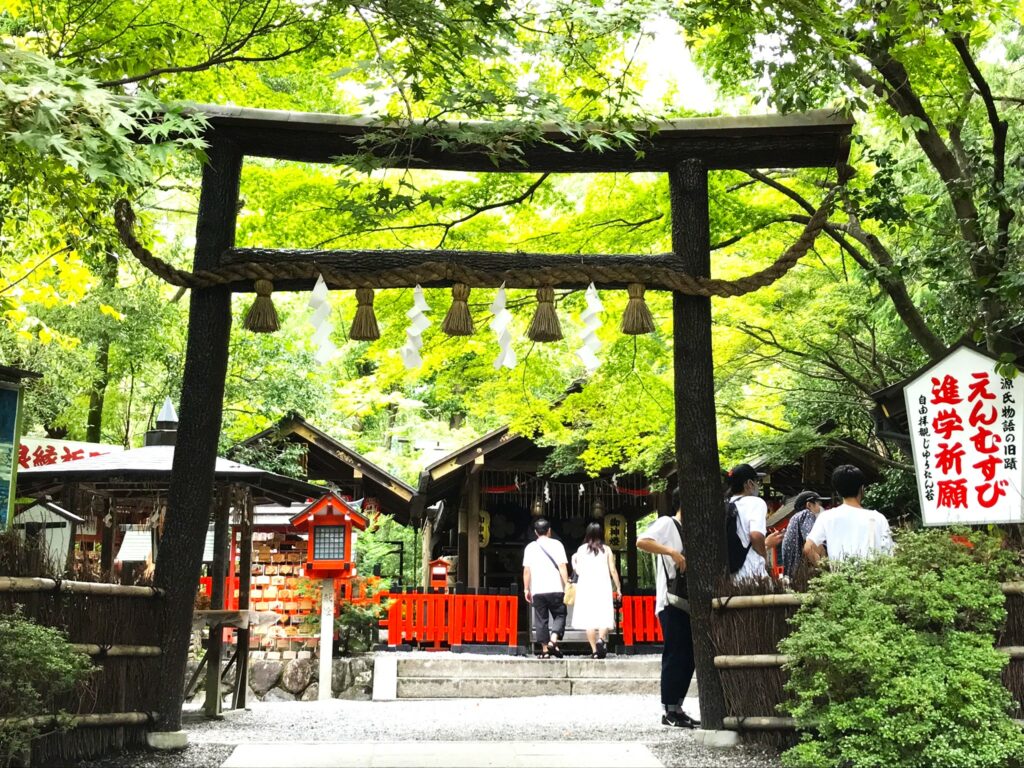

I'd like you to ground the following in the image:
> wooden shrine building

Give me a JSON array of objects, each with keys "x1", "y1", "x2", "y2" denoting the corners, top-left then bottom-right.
[
  {"x1": 417, "y1": 426, "x2": 665, "y2": 593},
  {"x1": 236, "y1": 413, "x2": 416, "y2": 525},
  {"x1": 113, "y1": 103, "x2": 853, "y2": 737}
]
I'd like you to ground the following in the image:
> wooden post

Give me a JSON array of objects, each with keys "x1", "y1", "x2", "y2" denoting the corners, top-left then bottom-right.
[
  {"x1": 467, "y1": 473, "x2": 481, "y2": 588},
  {"x1": 318, "y1": 577, "x2": 335, "y2": 701},
  {"x1": 205, "y1": 488, "x2": 230, "y2": 718},
  {"x1": 153, "y1": 139, "x2": 242, "y2": 738},
  {"x1": 233, "y1": 490, "x2": 253, "y2": 709},
  {"x1": 100, "y1": 501, "x2": 115, "y2": 581},
  {"x1": 625, "y1": 514, "x2": 638, "y2": 594},
  {"x1": 669, "y1": 158, "x2": 728, "y2": 730},
  {"x1": 421, "y1": 516, "x2": 433, "y2": 590}
]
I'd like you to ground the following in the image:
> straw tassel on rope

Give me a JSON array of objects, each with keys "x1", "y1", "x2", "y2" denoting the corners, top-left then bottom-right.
[
  {"x1": 528, "y1": 286, "x2": 562, "y2": 342},
  {"x1": 244, "y1": 279, "x2": 279, "y2": 333},
  {"x1": 349, "y1": 287, "x2": 380, "y2": 341},
  {"x1": 441, "y1": 282, "x2": 474, "y2": 336},
  {"x1": 620, "y1": 282, "x2": 655, "y2": 335}
]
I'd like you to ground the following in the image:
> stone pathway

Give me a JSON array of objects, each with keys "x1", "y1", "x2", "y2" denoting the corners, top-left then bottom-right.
[{"x1": 221, "y1": 741, "x2": 663, "y2": 767}]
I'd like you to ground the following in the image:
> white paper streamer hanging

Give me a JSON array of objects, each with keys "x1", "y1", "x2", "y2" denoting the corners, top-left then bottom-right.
[
  {"x1": 401, "y1": 285, "x2": 431, "y2": 369},
  {"x1": 544, "y1": 482, "x2": 551, "y2": 503},
  {"x1": 489, "y1": 282, "x2": 517, "y2": 370},
  {"x1": 308, "y1": 274, "x2": 336, "y2": 365},
  {"x1": 576, "y1": 282, "x2": 604, "y2": 371}
]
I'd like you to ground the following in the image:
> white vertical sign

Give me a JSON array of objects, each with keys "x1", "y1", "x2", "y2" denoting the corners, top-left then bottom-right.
[{"x1": 905, "y1": 346, "x2": 1024, "y2": 525}]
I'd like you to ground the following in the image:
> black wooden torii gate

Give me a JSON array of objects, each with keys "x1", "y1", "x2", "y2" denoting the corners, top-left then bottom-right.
[{"x1": 136, "y1": 106, "x2": 852, "y2": 738}]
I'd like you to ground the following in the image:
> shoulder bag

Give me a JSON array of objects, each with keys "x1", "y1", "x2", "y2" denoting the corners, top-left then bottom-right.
[{"x1": 661, "y1": 518, "x2": 690, "y2": 613}]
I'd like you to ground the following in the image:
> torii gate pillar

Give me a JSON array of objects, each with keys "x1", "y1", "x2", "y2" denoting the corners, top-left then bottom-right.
[{"x1": 670, "y1": 159, "x2": 728, "y2": 730}]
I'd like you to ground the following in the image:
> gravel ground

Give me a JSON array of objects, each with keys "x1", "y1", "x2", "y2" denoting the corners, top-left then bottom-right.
[{"x1": 81, "y1": 696, "x2": 782, "y2": 768}]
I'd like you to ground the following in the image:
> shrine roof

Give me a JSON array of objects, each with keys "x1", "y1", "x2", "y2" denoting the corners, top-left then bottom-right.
[
  {"x1": 236, "y1": 414, "x2": 415, "y2": 525},
  {"x1": 17, "y1": 444, "x2": 323, "y2": 505}
]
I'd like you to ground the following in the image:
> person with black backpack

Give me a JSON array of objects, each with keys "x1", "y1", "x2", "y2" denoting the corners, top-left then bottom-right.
[
  {"x1": 727, "y1": 463, "x2": 783, "y2": 582},
  {"x1": 636, "y1": 488, "x2": 700, "y2": 729}
]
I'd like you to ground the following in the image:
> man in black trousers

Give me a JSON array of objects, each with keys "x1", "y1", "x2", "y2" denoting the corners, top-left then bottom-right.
[{"x1": 637, "y1": 489, "x2": 699, "y2": 728}]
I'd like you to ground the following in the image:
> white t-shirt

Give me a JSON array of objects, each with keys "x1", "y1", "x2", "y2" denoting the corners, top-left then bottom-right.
[
  {"x1": 806, "y1": 503, "x2": 893, "y2": 563},
  {"x1": 638, "y1": 515, "x2": 684, "y2": 614},
  {"x1": 522, "y1": 536, "x2": 568, "y2": 594},
  {"x1": 732, "y1": 494, "x2": 769, "y2": 581}
]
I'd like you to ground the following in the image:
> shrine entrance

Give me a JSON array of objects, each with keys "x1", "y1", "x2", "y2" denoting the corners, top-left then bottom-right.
[{"x1": 117, "y1": 106, "x2": 852, "y2": 735}]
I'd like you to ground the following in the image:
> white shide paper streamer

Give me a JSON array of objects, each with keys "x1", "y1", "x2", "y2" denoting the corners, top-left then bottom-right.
[
  {"x1": 308, "y1": 274, "x2": 336, "y2": 365},
  {"x1": 489, "y1": 283, "x2": 517, "y2": 370},
  {"x1": 576, "y1": 282, "x2": 604, "y2": 371},
  {"x1": 401, "y1": 285, "x2": 431, "y2": 369}
]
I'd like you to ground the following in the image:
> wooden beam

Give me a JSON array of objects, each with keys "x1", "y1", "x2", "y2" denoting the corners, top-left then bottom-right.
[
  {"x1": 671, "y1": 158, "x2": 728, "y2": 731},
  {"x1": 714, "y1": 654, "x2": 790, "y2": 669},
  {"x1": 711, "y1": 593, "x2": 805, "y2": 610},
  {"x1": 193, "y1": 106, "x2": 853, "y2": 171},
  {"x1": 154, "y1": 138, "x2": 242, "y2": 735}
]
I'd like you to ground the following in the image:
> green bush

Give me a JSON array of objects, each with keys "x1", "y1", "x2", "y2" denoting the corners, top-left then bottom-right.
[
  {"x1": 0, "y1": 609, "x2": 94, "y2": 765},
  {"x1": 780, "y1": 528, "x2": 1024, "y2": 768}
]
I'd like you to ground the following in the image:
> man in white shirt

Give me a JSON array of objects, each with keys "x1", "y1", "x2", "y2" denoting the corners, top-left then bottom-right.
[
  {"x1": 726, "y1": 463, "x2": 782, "y2": 582},
  {"x1": 522, "y1": 518, "x2": 568, "y2": 658},
  {"x1": 637, "y1": 488, "x2": 699, "y2": 729},
  {"x1": 804, "y1": 464, "x2": 894, "y2": 566}
]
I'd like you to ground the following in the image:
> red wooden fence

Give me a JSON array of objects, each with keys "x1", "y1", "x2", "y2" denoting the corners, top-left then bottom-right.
[
  {"x1": 385, "y1": 592, "x2": 518, "y2": 649},
  {"x1": 198, "y1": 577, "x2": 661, "y2": 650},
  {"x1": 620, "y1": 594, "x2": 663, "y2": 646}
]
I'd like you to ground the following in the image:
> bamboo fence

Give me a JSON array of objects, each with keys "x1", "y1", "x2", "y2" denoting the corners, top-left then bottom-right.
[
  {"x1": 710, "y1": 582, "x2": 1024, "y2": 745},
  {"x1": 0, "y1": 577, "x2": 164, "y2": 764}
]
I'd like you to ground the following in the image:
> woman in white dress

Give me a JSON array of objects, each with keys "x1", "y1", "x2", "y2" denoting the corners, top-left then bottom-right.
[{"x1": 571, "y1": 522, "x2": 622, "y2": 658}]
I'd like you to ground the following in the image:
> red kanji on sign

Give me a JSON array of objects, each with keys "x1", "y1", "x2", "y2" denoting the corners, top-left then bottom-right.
[
  {"x1": 974, "y1": 455, "x2": 1001, "y2": 482},
  {"x1": 18, "y1": 445, "x2": 29, "y2": 469},
  {"x1": 32, "y1": 445, "x2": 57, "y2": 466},
  {"x1": 935, "y1": 442, "x2": 965, "y2": 475},
  {"x1": 977, "y1": 480, "x2": 1009, "y2": 508},
  {"x1": 60, "y1": 447, "x2": 84, "y2": 462},
  {"x1": 968, "y1": 372, "x2": 996, "y2": 402},
  {"x1": 931, "y1": 375, "x2": 962, "y2": 405},
  {"x1": 937, "y1": 478, "x2": 969, "y2": 509},
  {"x1": 932, "y1": 409, "x2": 964, "y2": 440},
  {"x1": 970, "y1": 427, "x2": 1002, "y2": 454},
  {"x1": 969, "y1": 399, "x2": 997, "y2": 428}
]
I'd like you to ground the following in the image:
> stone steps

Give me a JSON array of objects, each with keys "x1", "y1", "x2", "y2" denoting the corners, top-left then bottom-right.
[{"x1": 381, "y1": 655, "x2": 661, "y2": 699}]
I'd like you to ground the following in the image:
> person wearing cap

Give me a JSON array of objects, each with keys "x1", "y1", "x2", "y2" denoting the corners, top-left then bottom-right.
[
  {"x1": 804, "y1": 464, "x2": 894, "y2": 565},
  {"x1": 780, "y1": 490, "x2": 829, "y2": 578},
  {"x1": 727, "y1": 463, "x2": 783, "y2": 581}
]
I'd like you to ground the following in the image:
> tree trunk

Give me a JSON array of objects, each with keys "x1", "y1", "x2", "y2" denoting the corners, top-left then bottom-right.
[
  {"x1": 153, "y1": 140, "x2": 242, "y2": 733},
  {"x1": 669, "y1": 159, "x2": 729, "y2": 730},
  {"x1": 86, "y1": 251, "x2": 119, "y2": 443}
]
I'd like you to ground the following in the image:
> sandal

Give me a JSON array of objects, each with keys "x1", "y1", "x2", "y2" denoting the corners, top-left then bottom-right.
[
  {"x1": 538, "y1": 652, "x2": 551, "y2": 659},
  {"x1": 549, "y1": 643, "x2": 564, "y2": 659},
  {"x1": 591, "y1": 653, "x2": 601, "y2": 659}
]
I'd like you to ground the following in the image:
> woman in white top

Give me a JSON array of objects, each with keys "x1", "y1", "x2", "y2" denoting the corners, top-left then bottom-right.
[{"x1": 571, "y1": 522, "x2": 622, "y2": 658}]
